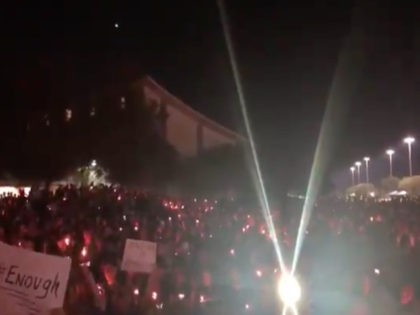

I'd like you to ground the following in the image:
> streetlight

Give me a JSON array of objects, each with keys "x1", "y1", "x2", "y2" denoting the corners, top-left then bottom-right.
[
  {"x1": 350, "y1": 166, "x2": 355, "y2": 186},
  {"x1": 363, "y1": 157, "x2": 370, "y2": 183},
  {"x1": 404, "y1": 136, "x2": 415, "y2": 176},
  {"x1": 355, "y1": 161, "x2": 362, "y2": 184},
  {"x1": 91, "y1": 160, "x2": 97, "y2": 168},
  {"x1": 386, "y1": 149, "x2": 394, "y2": 177}
]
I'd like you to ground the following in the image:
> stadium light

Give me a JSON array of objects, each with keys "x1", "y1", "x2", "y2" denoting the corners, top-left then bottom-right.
[
  {"x1": 363, "y1": 157, "x2": 370, "y2": 183},
  {"x1": 404, "y1": 137, "x2": 415, "y2": 176},
  {"x1": 350, "y1": 166, "x2": 355, "y2": 186},
  {"x1": 355, "y1": 161, "x2": 362, "y2": 184},
  {"x1": 386, "y1": 149, "x2": 394, "y2": 177}
]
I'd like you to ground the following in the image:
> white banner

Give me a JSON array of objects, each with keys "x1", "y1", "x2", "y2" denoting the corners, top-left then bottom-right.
[
  {"x1": 121, "y1": 239, "x2": 156, "y2": 273},
  {"x1": 0, "y1": 242, "x2": 71, "y2": 315}
]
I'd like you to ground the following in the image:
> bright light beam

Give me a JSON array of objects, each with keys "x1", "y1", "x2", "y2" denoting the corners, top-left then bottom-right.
[
  {"x1": 291, "y1": 3, "x2": 368, "y2": 273},
  {"x1": 217, "y1": 0, "x2": 286, "y2": 272}
]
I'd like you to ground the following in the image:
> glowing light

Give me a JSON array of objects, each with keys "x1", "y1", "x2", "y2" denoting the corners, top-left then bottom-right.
[
  {"x1": 81, "y1": 247, "x2": 88, "y2": 258},
  {"x1": 404, "y1": 136, "x2": 415, "y2": 144},
  {"x1": 230, "y1": 248, "x2": 235, "y2": 256},
  {"x1": 64, "y1": 237, "x2": 70, "y2": 246},
  {"x1": 134, "y1": 226, "x2": 139, "y2": 231},
  {"x1": 278, "y1": 273, "x2": 301, "y2": 307},
  {"x1": 119, "y1": 227, "x2": 123, "y2": 232},
  {"x1": 91, "y1": 160, "x2": 97, "y2": 167},
  {"x1": 133, "y1": 288, "x2": 139, "y2": 296},
  {"x1": 114, "y1": 23, "x2": 119, "y2": 29},
  {"x1": 200, "y1": 295, "x2": 205, "y2": 303},
  {"x1": 386, "y1": 149, "x2": 394, "y2": 156},
  {"x1": 178, "y1": 293, "x2": 185, "y2": 300},
  {"x1": 374, "y1": 268, "x2": 380, "y2": 275},
  {"x1": 256, "y1": 269, "x2": 262, "y2": 278},
  {"x1": 152, "y1": 291, "x2": 158, "y2": 300},
  {"x1": 245, "y1": 304, "x2": 250, "y2": 310}
]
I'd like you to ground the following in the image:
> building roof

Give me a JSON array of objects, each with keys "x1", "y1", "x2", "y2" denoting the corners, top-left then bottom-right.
[{"x1": 140, "y1": 76, "x2": 246, "y2": 142}]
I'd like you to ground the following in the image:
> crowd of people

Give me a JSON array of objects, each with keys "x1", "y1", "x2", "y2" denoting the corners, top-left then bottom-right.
[{"x1": 1, "y1": 185, "x2": 420, "y2": 315}]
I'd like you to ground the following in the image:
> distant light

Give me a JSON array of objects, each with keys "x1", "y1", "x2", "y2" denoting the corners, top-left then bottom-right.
[
  {"x1": 245, "y1": 304, "x2": 250, "y2": 310},
  {"x1": 114, "y1": 23, "x2": 119, "y2": 29},
  {"x1": 369, "y1": 192, "x2": 375, "y2": 197},
  {"x1": 404, "y1": 136, "x2": 415, "y2": 144},
  {"x1": 152, "y1": 291, "x2": 158, "y2": 300},
  {"x1": 91, "y1": 160, "x2": 97, "y2": 167},
  {"x1": 355, "y1": 161, "x2": 361, "y2": 167},
  {"x1": 230, "y1": 248, "x2": 235, "y2": 256},
  {"x1": 65, "y1": 108, "x2": 72, "y2": 122},
  {"x1": 81, "y1": 247, "x2": 88, "y2": 257},
  {"x1": 364, "y1": 157, "x2": 370, "y2": 162},
  {"x1": 350, "y1": 166, "x2": 355, "y2": 172},
  {"x1": 133, "y1": 288, "x2": 139, "y2": 296},
  {"x1": 256, "y1": 269, "x2": 262, "y2": 278},
  {"x1": 200, "y1": 295, "x2": 205, "y2": 303},
  {"x1": 374, "y1": 268, "x2": 380, "y2": 275},
  {"x1": 134, "y1": 226, "x2": 139, "y2": 231},
  {"x1": 278, "y1": 273, "x2": 301, "y2": 307},
  {"x1": 386, "y1": 149, "x2": 395, "y2": 156},
  {"x1": 178, "y1": 293, "x2": 185, "y2": 300}
]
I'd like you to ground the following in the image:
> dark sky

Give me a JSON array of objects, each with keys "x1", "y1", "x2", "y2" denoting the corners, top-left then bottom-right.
[{"x1": 2, "y1": 1, "x2": 420, "y2": 192}]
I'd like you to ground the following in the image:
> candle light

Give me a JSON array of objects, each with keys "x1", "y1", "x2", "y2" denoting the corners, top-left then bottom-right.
[{"x1": 152, "y1": 291, "x2": 158, "y2": 300}]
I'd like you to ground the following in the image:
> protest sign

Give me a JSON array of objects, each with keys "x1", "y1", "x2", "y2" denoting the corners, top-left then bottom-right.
[
  {"x1": 0, "y1": 242, "x2": 71, "y2": 315},
  {"x1": 121, "y1": 239, "x2": 156, "y2": 273}
]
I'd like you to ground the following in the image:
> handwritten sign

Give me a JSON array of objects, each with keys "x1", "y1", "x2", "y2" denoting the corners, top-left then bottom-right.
[
  {"x1": 0, "y1": 241, "x2": 71, "y2": 315},
  {"x1": 121, "y1": 239, "x2": 156, "y2": 273}
]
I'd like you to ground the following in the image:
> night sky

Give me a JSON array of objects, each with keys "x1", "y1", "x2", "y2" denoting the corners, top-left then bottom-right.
[{"x1": 2, "y1": 1, "x2": 420, "y2": 193}]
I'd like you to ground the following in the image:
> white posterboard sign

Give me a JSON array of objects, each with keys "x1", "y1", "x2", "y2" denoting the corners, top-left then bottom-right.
[
  {"x1": 121, "y1": 239, "x2": 156, "y2": 273},
  {"x1": 0, "y1": 241, "x2": 71, "y2": 315}
]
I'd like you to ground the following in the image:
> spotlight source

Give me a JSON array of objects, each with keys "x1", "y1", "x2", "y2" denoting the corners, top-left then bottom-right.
[{"x1": 277, "y1": 273, "x2": 301, "y2": 307}]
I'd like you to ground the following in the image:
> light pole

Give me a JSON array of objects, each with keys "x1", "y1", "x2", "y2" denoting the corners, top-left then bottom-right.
[
  {"x1": 386, "y1": 149, "x2": 394, "y2": 177},
  {"x1": 355, "y1": 161, "x2": 362, "y2": 184},
  {"x1": 350, "y1": 166, "x2": 355, "y2": 186},
  {"x1": 404, "y1": 136, "x2": 415, "y2": 176},
  {"x1": 363, "y1": 157, "x2": 370, "y2": 183}
]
